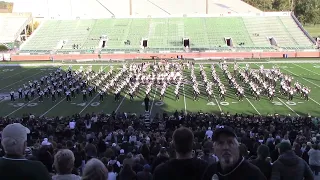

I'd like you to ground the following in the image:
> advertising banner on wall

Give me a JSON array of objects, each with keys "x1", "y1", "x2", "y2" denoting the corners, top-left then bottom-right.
[{"x1": 0, "y1": 54, "x2": 3, "y2": 61}]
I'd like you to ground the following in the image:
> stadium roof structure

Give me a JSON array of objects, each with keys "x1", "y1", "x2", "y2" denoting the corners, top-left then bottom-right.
[
  {"x1": 8, "y1": 0, "x2": 261, "y2": 19},
  {"x1": 0, "y1": 12, "x2": 31, "y2": 43}
]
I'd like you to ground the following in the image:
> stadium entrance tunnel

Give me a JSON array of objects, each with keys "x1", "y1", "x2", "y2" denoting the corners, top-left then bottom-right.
[
  {"x1": 269, "y1": 37, "x2": 278, "y2": 46},
  {"x1": 99, "y1": 35, "x2": 108, "y2": 48},
  {"x1": 141, "y1": 39, "x2": 148, "y2": 49},
  {"x1": 225, "y1": 37, "x2": 233, "y2": 47},
  {"x1": 183, "y1": 38, "x2": 190, "y2": 48}
]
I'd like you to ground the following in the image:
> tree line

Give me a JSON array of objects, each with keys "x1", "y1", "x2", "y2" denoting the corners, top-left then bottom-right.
[{"x1": 244, "y1": 0, "x2": 320, "y2": 25}]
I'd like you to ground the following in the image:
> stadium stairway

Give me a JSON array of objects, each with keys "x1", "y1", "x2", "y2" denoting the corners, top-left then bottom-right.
[{"x1": 144, "y1": 111, "x2": 151, "y2": 127}]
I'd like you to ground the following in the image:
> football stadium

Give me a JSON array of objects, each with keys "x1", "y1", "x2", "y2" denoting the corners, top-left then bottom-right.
[
  {"x1": 1, "y1": 0, "x2": 320, "y2": 179},
  {"x1": 0, "y1": 0, "x2": 319, "y2": 119}
]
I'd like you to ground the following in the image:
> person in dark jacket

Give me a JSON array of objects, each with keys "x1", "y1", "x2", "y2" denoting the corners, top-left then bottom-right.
[
  {"x1": 250, "y1": 144, "x2": 272, "y2": 179},
  {"x1": 153, "y1": 127, "x2": 208, "y2": 180},
  {"x1": 202, "y1": 126, "x2": 266, "y2": 180},
  {"x1": 137, "y1": 164, "x2": 152, "y2": 180},
  {"x1": 119, "y1": 164, "x2": 136, "y2": 180},
  {"x1": 151, "y1": 147, "x2": 170, "y2": 173},
  {"x1": 270, "y1": 142, "x2": 314, "y2": 180}
]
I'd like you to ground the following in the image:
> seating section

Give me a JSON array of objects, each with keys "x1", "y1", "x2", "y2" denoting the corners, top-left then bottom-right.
[
  {"x1": 20, "y1": 16, "x2": 315, "y2": 53},
  {"x1": 0, "y1": 16, "x2": 29, "y2": 43}
]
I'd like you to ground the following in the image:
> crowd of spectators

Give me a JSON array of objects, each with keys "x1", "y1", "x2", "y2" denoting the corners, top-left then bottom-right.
[{"x1": 0, "y1": 111, "x2": 320, "y2": 180}]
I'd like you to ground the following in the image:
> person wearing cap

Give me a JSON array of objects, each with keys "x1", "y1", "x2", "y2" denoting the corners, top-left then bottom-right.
[
  {"x1": 153, "y1": 127, "x2": 208, "y2": 180},
  {"x1": 0, "y1": 123, "x2": 51, "y2": 180},
  {"x1": 271, "y1": 141, "x2": 313, "y2": 180},
  {"x1": 202, "y1": 126, "x2": 266, "y2": 180},
  {"x1": 136, "y1": 164, "x2": 152, "y2": 180}
]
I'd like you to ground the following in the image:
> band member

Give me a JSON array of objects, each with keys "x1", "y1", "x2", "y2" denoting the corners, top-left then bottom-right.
[
  {"x1": 10, "y1": 89, "x2": 15, "y2": 101},
  {"x1": 24, "y1": 89, "x2": 30, "y2": 102},
  {"x1": 88, "y1": 87, "x2": 93, "y2": 97},
  {"x1": 82, "y1": 89, "x2": 87, "y2": 101},
  {"x1": 129, "y1": 91, "x2": 134, "y2": 101},
  {"x1": 51, "y1": 90, "x2": 56, "y2": 102},
  {"x1": 39, "y1": 90, "x2": 44, "y2": 102},
  {"x1": 99, "y1": 91, "x2": 104, "y2": 102},
  {"x1": 18, "y1": 88, "x2": 23, "y2": 99},
  {"x1": 71, "y1": 87, "x2": 76, "y2": 98},
  {"x1": 66, "y1": 89, "x2": 71, "y2": 102}
]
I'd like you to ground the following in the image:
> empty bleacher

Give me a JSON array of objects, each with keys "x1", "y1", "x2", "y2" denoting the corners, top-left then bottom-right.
[
  {"x1": 20, "y1": 15, "x2": 315, "y2": 53},
  {"x1": 0, "y1": 14, "x2": 30, "y2": 43}
]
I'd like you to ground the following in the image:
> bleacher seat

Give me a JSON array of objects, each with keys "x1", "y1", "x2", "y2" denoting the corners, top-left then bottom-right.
[{"x1": 20, "y1": 15, "x2": 315, "y2": 53}]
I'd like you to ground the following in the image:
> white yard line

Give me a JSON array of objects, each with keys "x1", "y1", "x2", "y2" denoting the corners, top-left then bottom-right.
[
  {"x1": 4, "y1": 97, "x2": 39, "y2": 118},
  {"x1": 213, "y1": 94, "x2": 222, "y2": 113},
  {"x1": 79, "y1": 93, "x2": 99, "y2": 114},
  {"x1": 277, "y1": 97, "x2": 300, "y2": 117},
  {"x1": 245, "y1": 97, "x2": 261, "y2": 115},
  {"x1": 281, "y1": 67, "x2": 320, "y2": 88},
  {"x1": 115, "y1": 94, "x2": 127, "y2": 113},
  {"x1": 149, "y1": 87, "x2": 157, "y2": 116},
  {"x1": 293, "y1": 63, "x2": 320, "y2": 76},
  {"x1": 0, "y1": 71, "x2": 43, "y2": 91},
  {"x1": 0, "y1": 68, "x2": 32, "y2": 80},
  {"x1": 183, "y1": 84, "x2": 187, "y2": 114},
  {"x1": 310, "y1": 98, "x2": 320, "y2": 107},
  {"x1": 40, "y1": 97, "x2": 66, "y2": 118}
]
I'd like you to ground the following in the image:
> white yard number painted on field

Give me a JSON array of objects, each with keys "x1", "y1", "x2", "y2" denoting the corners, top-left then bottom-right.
[
  {"x1": 2, "y1": 69, "x2": 14, "y2": 72},
  {"x1": 281, "y1": 66, "x2": 288, "y2": 69},
  {"x1": 27, "y1": 103, "x2": 38, "y2": 107},
  {"x1": 90, "y1": 102, "x2": 100, "y2": 107},
  {"x1": 272, "y1": 101, "x2": 296, "y2": 106},
  {"x1": 220, "y1": 102, "x2": 229, "y2": 106},
  {"x1": 155, "y1": 102, "x2": 164, "y2": 106},
  {"x1": 77, "y1": 103, "x2": 87, "y2": 107},
  {"x1": 286, "y1": 101, "x2": 296, "y2": 106},
  {"x1": 207, "y1": 102, "x2": 229, "y2": 106},
  {"x1": 10, "y1": 103, "x2": 38, "y2": 107},
  {"x1": 313, "y1": 65, "x2": 320, "y2": 69},
  {"x1": 12, "y1": 103, "x2": 25, "y2": 107},
  {"x1": 207, "y1": 102, "x2": 216, "y2": 106}
]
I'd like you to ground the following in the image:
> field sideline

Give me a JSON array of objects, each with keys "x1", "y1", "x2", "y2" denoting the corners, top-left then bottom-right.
[{"x1": 0, "y1": 59, "x2": 320, "y2": 118}]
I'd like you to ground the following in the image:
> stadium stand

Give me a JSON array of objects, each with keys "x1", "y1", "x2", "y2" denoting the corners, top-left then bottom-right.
[
  {"x1": 0, "y1": 13, "x2": 31, "y2": 44},
  {"x1": 19, "y1": 14, "x2": 315, "y2": 53}
]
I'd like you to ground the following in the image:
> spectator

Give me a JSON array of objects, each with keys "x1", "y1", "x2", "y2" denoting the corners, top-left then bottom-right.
[
  {"x1": 0, "y1": 123, "x2": 51, "y2": 180},
  {"x1": 137, "y1": 164, "x2": 152, "y2": 180},
  {"x1": 132, "y1": 156, "x2": 144, "y2": 173},
  {"x1": 153, "y1": 127, "x2": 208, "y2": 180},
  {"x1": 308, "y1": 144, "x2": 320, "y2": 175},
  {"x1": 202, "y1": 126, "x2": 266, "y2": 180},
  {"x1": 119, "y1": 164, "x2": 136, "y2": 180},
  {"x1": 123, "y1": 152, "x2": 134, "y2": 167},
  {"x1": 303, "y1": 142, "x2": 312, "y2": 163},
  {"x1": 250, "y1": 144, "x2": 272, "y2": 179},
  {"x1": 293, "y1": 143, "x2": 302, "y2": 157},
  {"x1": 107, "y1": 165, "x2": 117, "y2": 180},
  {"x1": 82, "y1": 158, "x2": 108, "y2": 180},
  {"x1": 52, "y1": 149, "x2": 81, "y2": 180},
  {"x1": 271, "y1": 142, "x2": 313, "y2": 180},
  {"x1": 151, "y1": 147, "x2": 169, "y2": 172}
]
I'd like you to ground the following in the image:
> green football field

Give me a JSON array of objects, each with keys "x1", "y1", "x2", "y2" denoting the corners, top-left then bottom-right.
[{"x1": 0, "y1": 59, "x2": 320, "y2": 118}]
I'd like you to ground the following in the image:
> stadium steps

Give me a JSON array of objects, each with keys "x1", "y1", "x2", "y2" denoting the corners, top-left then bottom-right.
[
  {"x1": 277, "y1": 16, "x2": 299, "y2": 46},
  {"x1": 144, "y1": 111, "x2": 151, "y2": 127}
]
